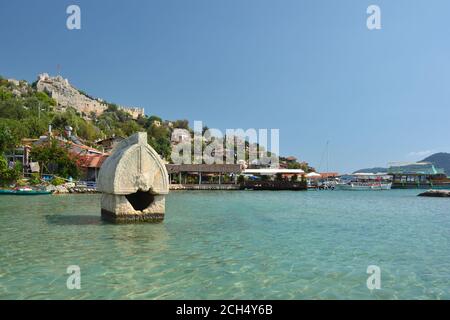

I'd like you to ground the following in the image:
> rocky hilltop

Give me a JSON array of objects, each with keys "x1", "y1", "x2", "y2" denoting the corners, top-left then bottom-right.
[{"x1": 35, "y1": 73, "x2": 144, "y2": 119}]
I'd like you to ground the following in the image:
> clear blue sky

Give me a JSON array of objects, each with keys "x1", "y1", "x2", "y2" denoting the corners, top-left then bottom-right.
[{"x1": 1, "y1": 0, "x2": 449, "y2": 173}]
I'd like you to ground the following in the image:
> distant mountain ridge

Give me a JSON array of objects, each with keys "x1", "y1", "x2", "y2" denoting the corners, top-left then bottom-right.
[
  {"x1": 353, "y1": 167, "x2": 387, "y2": 174},
  {"x1": 421, "y1": 152, "x2": 450, "y2": 176},
  {"x1": 353, "y1": 152, "x2": 450, "y2": 176}
]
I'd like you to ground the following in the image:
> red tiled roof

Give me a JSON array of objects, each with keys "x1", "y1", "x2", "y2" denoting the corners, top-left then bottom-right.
[
  {"x1": 80, "y1": 154, "x2": 109, "y2": 168},
  {"x1": 319, "y1": 172, "x2": 339, "y2": 178},
  {"x1": 67, "y1": 141, "x2": 104, "y2": 154}
]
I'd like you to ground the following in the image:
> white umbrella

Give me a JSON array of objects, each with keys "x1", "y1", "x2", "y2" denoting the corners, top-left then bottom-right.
[{"x1": 305, "y1": 172, "x2": 321, "y2": 178}]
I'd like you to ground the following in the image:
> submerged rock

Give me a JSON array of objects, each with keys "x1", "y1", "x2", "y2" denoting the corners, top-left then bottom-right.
[{"x1": 418, "y1": 190, "x2": 450, "y2": 197}]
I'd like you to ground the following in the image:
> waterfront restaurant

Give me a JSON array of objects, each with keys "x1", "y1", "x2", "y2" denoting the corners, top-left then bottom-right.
[
  {"x1": 166, "y1": 164, "x2": 242, "y2": 186},
  {"x1": 387, "y1": 162, "x2": 449, "y2": 189},
  {"x1": 243, "y1": 168, "x2": 305, "y2": 180},
  {"x1": 241, "y1": 168, "x2": 307, "y2": 190}
]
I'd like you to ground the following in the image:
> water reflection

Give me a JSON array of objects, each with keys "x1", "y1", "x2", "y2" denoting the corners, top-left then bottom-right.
[
  {"x1": 103, "y1": 221, "x2": 171, "y2": 250},
  {"x1": 45, "y1": 214, "x2": 103, "y2": 226}
]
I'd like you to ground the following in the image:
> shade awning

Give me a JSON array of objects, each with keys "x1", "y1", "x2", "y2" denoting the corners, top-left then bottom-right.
[
  {"x1": 243, "y1": 168, "x2": 304, "y2": 175},
  {"x1": 305, "y1": 172, "x2": 321, "y2": 178}
]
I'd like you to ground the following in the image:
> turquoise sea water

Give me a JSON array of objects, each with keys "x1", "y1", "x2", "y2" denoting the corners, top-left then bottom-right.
[{"x1": 0, "y1": 190, "x2": 449, "y2": 299}]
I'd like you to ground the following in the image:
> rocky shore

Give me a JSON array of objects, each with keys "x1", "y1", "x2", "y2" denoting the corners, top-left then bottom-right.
[
  {"x1": 46, "y1": 184, "x2": 99, "y2": 194},
  {"x1": 418, "y1": 189, "x2": 450, "y2": 197}
]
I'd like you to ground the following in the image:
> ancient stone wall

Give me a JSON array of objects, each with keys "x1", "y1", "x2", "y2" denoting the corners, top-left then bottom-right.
[{"x1": 36, "y1": 73, "x2": 144, "y2": 119}]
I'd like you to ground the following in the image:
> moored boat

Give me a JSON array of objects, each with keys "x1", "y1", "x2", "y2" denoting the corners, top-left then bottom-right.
[
  {"x1": 0, "y1": 188, "x2": 53, "y2": 195},
  {"x1": 335, "y1": 173, "x2": 392, "y2": 191},
  {"x1": 334, "y1": 182, "x2": 392, "y2": 190}
]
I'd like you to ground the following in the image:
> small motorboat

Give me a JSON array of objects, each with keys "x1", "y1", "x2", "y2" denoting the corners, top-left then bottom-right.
[{"x1": 0, "y1": 188, "x2": 53, "y2": 195}]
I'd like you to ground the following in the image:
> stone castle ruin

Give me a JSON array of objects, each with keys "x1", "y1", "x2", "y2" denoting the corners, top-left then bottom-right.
[
  {"x1": 97, "y1": 132, "x2": 169, "y2": 223},
  {"x1": 36, "y1": 73, "x2": 144, "y2": 119}
]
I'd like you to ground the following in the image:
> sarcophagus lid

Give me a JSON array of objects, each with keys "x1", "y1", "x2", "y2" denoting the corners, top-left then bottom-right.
[{"x1": 98, "y1": 132, "x2": 169, "y2": 195}]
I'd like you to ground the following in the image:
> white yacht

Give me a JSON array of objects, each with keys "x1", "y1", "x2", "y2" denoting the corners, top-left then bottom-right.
[{"x1": 335, "y1": 173, "x2": 392, "y2": 191}]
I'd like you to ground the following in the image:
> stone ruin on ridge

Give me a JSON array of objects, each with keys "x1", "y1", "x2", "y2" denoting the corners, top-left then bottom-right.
[{"x1": 97, "y1": 132, "x2": 169, "y2": 223}]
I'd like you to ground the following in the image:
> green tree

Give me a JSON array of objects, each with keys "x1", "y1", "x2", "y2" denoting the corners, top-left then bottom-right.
[
  {"x1": 0, "y1": 119, "x2": 29, "y2": 142},
  {"x1": 0, "y1": 156, "x2": 21, "y2": 186},
  {"x1": 0, "y1": 97, "x2": 27, "y2": 120},
  {"x1": 148, "y1": 115, "x2": 162, "y2": 123},
  {"x1": 52, "y1": 108, "x2": 79, "y2": 131},
  {"x1": 106, "y1": 103, "x2": 118, "y2": 112},
  {"x1": 172, "y1": 119, "x2": 189, "y2": 130},
  {"x1": 23, "y1": 117, "x2": 48, "y2": 138},
  {"x1": 0, "y1": 123, "x2": 17, "y2": 154},
  {"x1": 35, "y1": 91, "x2": 56, "y2": 107},
  {"x1": 30, "y1": 139, "x2": 79, "y2": 178},
  {"x1": 78, "y1": 120, "x2": 102, "y2": 141},
  {"x1": 147, "y1": 124, "x2": 171, "y2": 159},
  {"x1": 121, "y1": 120, "x2": 141, "y2": 136},
  {"x1": 0, "y1": 87, "x2": 14, "y2": 100}
]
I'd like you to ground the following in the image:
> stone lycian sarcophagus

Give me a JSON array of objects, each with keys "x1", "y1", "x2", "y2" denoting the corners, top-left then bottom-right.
[{"x1": 97, "y1": 132, "x2": 169, "y2": 223}]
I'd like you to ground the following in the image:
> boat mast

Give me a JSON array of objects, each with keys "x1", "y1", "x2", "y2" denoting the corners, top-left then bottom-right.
[
  {"x1": 326, "y1": 140, "x2": 329, "y2": 176},
  {"x1": 326, "y1": 140, "x2": 330, "y2": 182}
]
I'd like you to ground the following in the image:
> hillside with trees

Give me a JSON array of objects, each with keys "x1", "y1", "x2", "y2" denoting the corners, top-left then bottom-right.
[{"x1": 0, "y1": 75, "x2": 178, "y2": 159}]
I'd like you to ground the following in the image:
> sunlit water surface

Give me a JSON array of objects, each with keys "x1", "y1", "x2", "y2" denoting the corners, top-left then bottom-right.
[{"x1": 0, "y1": 190, "x2": 449, "y2": 299}]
